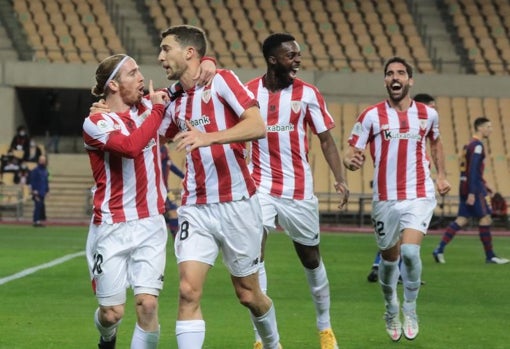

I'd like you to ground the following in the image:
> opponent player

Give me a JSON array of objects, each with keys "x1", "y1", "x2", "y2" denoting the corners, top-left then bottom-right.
[{"x1": 432, "y1": 117, "x2": 509, "y2": 264}]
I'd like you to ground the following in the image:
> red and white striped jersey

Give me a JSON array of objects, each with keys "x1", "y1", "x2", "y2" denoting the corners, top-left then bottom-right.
[
  {"x1": 161, "y1": 69, "x2": 258, "y2": 205},
  {"x1": 245, "y1": 76, "x2": 335, "y2": 200},
  {"x1": 83, "y1": 99, "x2": 167, "y2": 224},
  {"x1": 348, "y1": 100, "x2": 439, "y2": 201}
]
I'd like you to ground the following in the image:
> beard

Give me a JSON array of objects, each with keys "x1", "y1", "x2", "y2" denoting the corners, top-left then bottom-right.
[{"x1": 386, "y1": 84, "x2": 410, "y2": 103}]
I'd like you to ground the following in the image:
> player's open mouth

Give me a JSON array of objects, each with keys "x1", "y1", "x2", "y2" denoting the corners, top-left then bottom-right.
[
  {"x1": 391, "y1": 82, "x2": 402, "y2": 91},
  {"x1": 290, "y1": 68, "x2": 299, "y2": 78}
]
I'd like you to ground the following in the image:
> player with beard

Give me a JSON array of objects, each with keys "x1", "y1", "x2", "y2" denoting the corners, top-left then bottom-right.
[
  {"x1": 344, "y1": 56, "x2": 451, "y2": 341},
  {"x1": 245, "y1": 33, "x2": 349, "y2": 349},
  {"x1": 158, "y1": 25, "x2": 282, "y2": 349},
  {"x1": 83, "y1": 54, "x2": 170, "y2": 349}
]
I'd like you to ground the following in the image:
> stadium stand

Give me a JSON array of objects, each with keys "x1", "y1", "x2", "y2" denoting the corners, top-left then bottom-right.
[
  {"x1": 3, "y1": 0, "x2": 510, "y2": 223},
  {"x1": 14, "y1": 0, "x2": 125, "y2": 63},
  {"x1": 4, "y1": 0, "x2": 510, "y2": 74}
]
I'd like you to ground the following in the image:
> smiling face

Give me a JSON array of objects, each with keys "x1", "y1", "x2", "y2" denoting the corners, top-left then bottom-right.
[
  {"x1": 115, "y1": 58, "x2": 145, "y2": 105},
  {"x1": 384, "y1": 62, "x2": 413, "y2": 103},
  {"x1": 158, "y1": 34, "x2": 188, "y2": 81},
  {"x1": 269, "y1": 40, "x2": 301, "y2": 86}
]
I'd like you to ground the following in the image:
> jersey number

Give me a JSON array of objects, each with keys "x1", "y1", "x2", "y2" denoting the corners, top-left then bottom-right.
[
  {"x1": 179, "y1": 221, "x2": 190, "y2": 240},
  {"x1": 92, "y1": 253, "x2": 103, "y2": 275},
  {"x1": 371, "y1": 219, "x2": 385, "y2": 236}
]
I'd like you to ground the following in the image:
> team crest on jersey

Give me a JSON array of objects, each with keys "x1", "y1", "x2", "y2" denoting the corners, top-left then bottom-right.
[
  {"x1": 291, "y1": 101, "x2": 301, "y2": 113},
  {"x1": 96, "y1": 119, "x2": 116, "y2": 132},
  {"x1": 351, "y1": 122, "x2": 363, "y2": 136},
  {"x1": 419, "y1": 119, "x2": 427, "y2": 130},
  {"x1": 202, "y1": 90, "x2": 211, "y2": 103}
]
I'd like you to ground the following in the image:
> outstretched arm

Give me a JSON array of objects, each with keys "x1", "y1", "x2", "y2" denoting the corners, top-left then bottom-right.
[{"x1": 318, "y1": 130, "x2": 349, "y2": 209}]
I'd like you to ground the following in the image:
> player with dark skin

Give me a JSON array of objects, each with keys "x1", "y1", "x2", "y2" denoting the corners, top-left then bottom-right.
[{"x1": 247, "y1": 33, "x2": 348, "y2": 349}]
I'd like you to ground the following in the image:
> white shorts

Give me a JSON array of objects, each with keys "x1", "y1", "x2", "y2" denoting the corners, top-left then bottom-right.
[
  {"x1": 371, "y1": 197, "x2": 436, "y2": 250},
  {"x1": 86, "y1": 215, "x2": 168, "y2": 306},
  {"x1": 175, "y1": 196, "x2": 263, "y2": 277},
  {"x1": 258, "y1": 192, "x2": 320, "y2": 246}
]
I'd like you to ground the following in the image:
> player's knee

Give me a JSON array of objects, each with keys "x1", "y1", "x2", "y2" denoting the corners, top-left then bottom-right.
[
  {"x1": 455, "y1": 216, "x2": 468, "y2": 227},
  {"x1": 480, "y1": 215, "x2": 492, "y2": 226},
  {"x1": 296, "y1": 244, "x2": 320, "y2": 269},
  {"x1": 236, "y1": 287, "x2": 257, "y2": 308},
  {"x1": 135, "y1": 294, "x2": 158, "y2": 316},
  {"x1": 99, "y1": 305, "x2": 125, "y2": 326},
  {"x1": 400, "y1": 244, "x2": 420, "y2": 266},
  {"x1": 178, "y1": 280, "x2": 202, "y2": 305}
]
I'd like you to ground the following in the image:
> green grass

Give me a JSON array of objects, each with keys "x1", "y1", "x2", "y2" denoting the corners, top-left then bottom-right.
[{"x1": 0, "y1": 225, "x2": 508, "y2": 348}]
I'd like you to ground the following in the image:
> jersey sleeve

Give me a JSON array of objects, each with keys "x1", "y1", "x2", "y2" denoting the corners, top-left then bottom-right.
[
  {"x1": 427, "y1": 107, "x2": 440, "y2": 141},
  {"x1": 83, "y1": 104, "x2": 165, "y2": 158},
  {"x1": 468, "y1": 142, "x2": 484, "y2": 194},
  {"x1": 214, "y1": 69, "x2": 259, "y2": 117},
  {"x1": 347, "y1": 108, "x2": 372, "y2": 149},
  {"x1": 304, "y1": 86, "x2": 335, "y2": 135}
]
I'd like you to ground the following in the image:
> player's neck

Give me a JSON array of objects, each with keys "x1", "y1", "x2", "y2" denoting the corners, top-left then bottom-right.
[
  {"x1": 106, "y1": 95, "x2": 132, "y2": 114},
  {"x1": 387, "y1": 96, "x2": 412, "y2": 112},
  {"x1": 180, "y1": 62, "x2": 201, "y2": 91},
  {"x1": 263, "y1": 72, "x2": 292, "y2": 92}
]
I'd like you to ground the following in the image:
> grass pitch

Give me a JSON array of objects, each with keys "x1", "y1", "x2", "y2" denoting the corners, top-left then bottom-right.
[{"x1": 0, "y1": 224, "x2": 508, "y2": 348}]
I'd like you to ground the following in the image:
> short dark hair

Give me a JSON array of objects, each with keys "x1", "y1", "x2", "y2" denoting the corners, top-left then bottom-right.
[
  {"x1": 161, "y1": 25, "x2": 207, "y2": 58},
  {"x1": 384, "y1": 56, "x2": 413, "y2": 78},
  {"x1": 262, "y1": 33, "x2": 296, "y2": 61},
  {"x1": 413, "y1": 93, "x2": 435, "y2": 104},
  {"x1": 474, "y1": 116, "x2": 490, "y2": 130}
]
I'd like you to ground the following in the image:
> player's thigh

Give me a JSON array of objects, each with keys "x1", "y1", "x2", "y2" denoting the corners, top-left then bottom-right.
[
  {"x1": 86, "y1": 222, "x2": 130, "y2": 305},
  {"x1": 275, "y1": 195, "x2": 320, "y2": 246},
  {"x1": 129, "y1": 215, "x2": 168, "y2": 296},
  {"x1": 175, "y1": 205, "x2": 220, "y2": 267},
  {"x1": 371, "y1": 201, "x2": 402, "y2": 250},
  {"x1": 399, "y1": 197, "x2": 437, "y2": 234},
  {"x1": 218, "y1": 196, "x2": 263, "y2": 277},
  {"x1": 257, "y1": 192, "x2": 278, "y2": 231}
]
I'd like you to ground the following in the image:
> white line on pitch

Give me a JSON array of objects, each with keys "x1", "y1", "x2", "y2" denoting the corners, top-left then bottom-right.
[{"x1": 0, "y1": 251, "x2": 85, "y2": 285}]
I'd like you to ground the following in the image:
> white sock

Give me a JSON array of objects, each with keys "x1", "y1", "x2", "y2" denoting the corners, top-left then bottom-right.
[
  {"x1": 253, "y1": 262, "x2": 267, "y2": 342},
  {"x1": 378, "y1": 259, "x2": 400, "y2": 313},
  {"x1": 304, "y1": 260, "x2": 331, "y2": 331},
  {"x1": 176, "y1": 320, "x2": 205, "y2": 349},
  {"x1": 250, "y1": 304, "x2": 280, "y2": 349},
  {"x1": 131, "y1": 323, "x2": 159, "y2": 349},
  {"x1": 400, "y1": 244, "x2": 422, "y2": 310},
  {"x1": 94, "y1": 308, "x2": 120, "y2": 341}
]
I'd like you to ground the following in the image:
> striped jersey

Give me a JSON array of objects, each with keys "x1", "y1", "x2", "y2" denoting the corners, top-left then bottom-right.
[
  {"x1": 161, "y1": 69, "x2": 258, "y2": 205},
  {"x1": 83, "y1": 99, "x2": 167, "y2": 224},
  {"x1": 245, "y1": 76, "x2": 335, "y2": 200},
  {"x1": 348, "y1": 100, "x2": 439, "y2": 201},
  {"x1": 459, "y1": 136, "x2": 487, "y2": 197}
]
